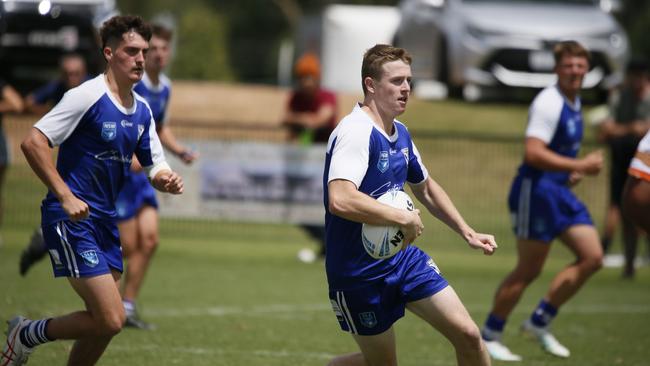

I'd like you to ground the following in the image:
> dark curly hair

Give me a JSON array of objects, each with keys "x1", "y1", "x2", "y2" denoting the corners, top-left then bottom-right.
[{"x1": 100, "y1": 15, "x2": 152, "y2": 51}]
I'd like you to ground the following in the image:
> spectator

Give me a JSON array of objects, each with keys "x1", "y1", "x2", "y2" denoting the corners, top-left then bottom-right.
[
  {"x1": 25, "y1": 53, "x2": 90, "y2": 115},
  {"x1": 597, "y1": 58, "x2": 650, "y2": 277},
  {"x1": 282, "y1": 52, "x2": 337, "y2": 263},
  {"x1": 0, "y1": 79, "x2": 24, "y2": 245}
]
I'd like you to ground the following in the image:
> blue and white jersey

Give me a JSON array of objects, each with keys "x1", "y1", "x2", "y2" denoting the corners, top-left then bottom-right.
[
  {"x1": 133, "y1": 72, "x2": 171, "y2": 127},
  {"x1": 324, "y1": 104, "x2": 428, "y2": 290},
  {"x1": 35, "y1": 74, "x2": 168, "y2": 225},
  {"x1": 517, "y1": 85, "x2": 584, "y2": 185}
]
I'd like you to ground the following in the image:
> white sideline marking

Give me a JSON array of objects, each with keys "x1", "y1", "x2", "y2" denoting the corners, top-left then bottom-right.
[
  {"x1": 146, "y1": 303, "x2": 331, "y2": 317},
  {"x1": 110, "y1": 344, "x2": 335, "y2": 360},
  {"x1": 144, "y1": 303, "x2": 650, "y2": 318}
]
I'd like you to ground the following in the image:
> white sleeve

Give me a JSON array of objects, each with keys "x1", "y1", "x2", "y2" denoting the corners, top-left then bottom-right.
[
  {"x1": 525, "y1": 88, "x2": 563, "y2": 144},
  {"x1": 407, "y1": 140, "x2": 429, "y2": 184},
  {"x1": 145, "y1": 118, "x2": 170, "y2": 180},
  {"x1": 33, "y1": 86, "x2": 97, "y2": 146},
  {"x1": 327, "y1": 120, "x2": 372, "y2": 188},
  {"x1": 133, "y1": 101, "x2": 170, "y2": 180}
]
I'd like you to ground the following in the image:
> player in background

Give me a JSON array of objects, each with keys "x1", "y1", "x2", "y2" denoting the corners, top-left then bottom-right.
[
  {"x1": 116, "y1": 23, "x2": 197, "y2": 329},
  {"x1": 1, "y1": 15, "x2": 183, "y2": 366},
  {"x1": 0, "y1": 80, "x2": 24, "y2": 246},
  {"x1": 480, "y1": 41, "x2": 604, "y2": 361},
  {"x1": 623, "y1": 130, "x2": 650, "y2": 238},
  {"x1": 19, "y1": 53, "x2": 90, "y2": 274},
  {"x1": 324, "y1": 44, "x2": 497, "y2": 366}
]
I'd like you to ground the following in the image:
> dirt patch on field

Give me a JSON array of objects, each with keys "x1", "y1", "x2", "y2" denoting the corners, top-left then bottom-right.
[{"x1": 169, "y1": 80, "x2": 360, "y2": 126}]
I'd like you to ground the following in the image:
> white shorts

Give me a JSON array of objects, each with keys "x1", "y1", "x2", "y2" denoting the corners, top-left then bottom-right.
[{"x1": 629, "y1": 131, "x2": 650, "y2": 182}]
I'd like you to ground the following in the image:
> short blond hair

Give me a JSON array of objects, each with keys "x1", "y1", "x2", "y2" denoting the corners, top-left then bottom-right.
[
  {"x1": 553, "y1": 40, "x2": 591, "y2": 65},
  {"x1": 361, "y1": 44, "x2": 412, "y2": 96}
]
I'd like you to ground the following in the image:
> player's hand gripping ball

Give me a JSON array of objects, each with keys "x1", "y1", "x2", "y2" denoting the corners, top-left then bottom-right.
[{"x1": 362, "y1": 190, "x2": 415, "y2": 259}]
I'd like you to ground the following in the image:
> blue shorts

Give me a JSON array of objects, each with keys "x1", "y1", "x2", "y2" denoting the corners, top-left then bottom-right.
[
  {"x1": 509, "y1": 176, "x2": 593, "y2": 243},
  {"x1": 328, "y1": 248, "x2": 448, "y2": 336},
  {"x1": 115, "y1": 171, "x2": 158, "y2": 221},
  {"x1": 42, "y1": 219, "x2": 122, "y2": 278}
]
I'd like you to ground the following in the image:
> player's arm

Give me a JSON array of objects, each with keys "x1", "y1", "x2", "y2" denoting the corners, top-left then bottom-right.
[
  {"x1": 599, "y1": 118, "x2": 650, "y2": 140},
  {"x1": 157, "y1": 124, "x2": 198, "y2": 164},
  {"x1": 328, "y1": 179, "x2": 423, "y2": 244},
  {"x1": 21, "y1": 128, "x2": 89, "y2": 221},
  {"x1": 525, "y1": 137, "x2": 603, "y2": 175},
  {"x1": 137, "y1": 118, "x2": 183, "y2": 194},
  {"x1": 408, "y1": 177, "x2": 497, "y2": 255},
  {"x1": 0, "y1": 83, "x2": 24, "y2": 114}
]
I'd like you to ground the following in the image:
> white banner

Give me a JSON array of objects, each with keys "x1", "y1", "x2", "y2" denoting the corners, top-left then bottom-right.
[{"x1": 157, "y1": 140, "x2": 327, "y2": 225}]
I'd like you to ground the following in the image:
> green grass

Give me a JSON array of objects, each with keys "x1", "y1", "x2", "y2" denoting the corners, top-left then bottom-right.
[
  {"x1": 1, "y1": 98, "x2": 647, "y2": 365},
  {"x1": 1, "y1": 220, "x2": 649, "y2": 366}
]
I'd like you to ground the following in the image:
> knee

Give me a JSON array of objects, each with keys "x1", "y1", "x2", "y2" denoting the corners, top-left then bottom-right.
[
  {"x1": 141, "y1": 234, "x2": 159, "y2": 255},
  {"x1": 453, "y1": 323, "x2": 483, "y2": 353},
  {"x1": 96, "y1": 311, "x2": 126, "y2": 337},
  {"x1": 581, "y1": 254, "x2": 603, "y2": 274}
]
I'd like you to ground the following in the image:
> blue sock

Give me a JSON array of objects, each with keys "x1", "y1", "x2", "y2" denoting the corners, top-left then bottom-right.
[
  {"x1": 530, "y1": 299, "x2": 558, "y2": 327},
  {"x1": 481, "y1": 313, "x2": 506, "y2": 341},
  {"x1": 19, "y1": 319, "x2": 52, "y2": 348}
]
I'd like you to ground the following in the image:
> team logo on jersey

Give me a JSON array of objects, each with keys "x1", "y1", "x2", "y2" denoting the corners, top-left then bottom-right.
[
  {"x1": 377, "y1": 151, "x2": 389, "y2": 173},
  {"x1": 401, "y1": 147, "x2": 410, "y2": 164},
  {"x1": 120, "y1": 119, "x2": 133, "y2": 128},
  {"x1": 359, "y1": 312, "x2": 377, "y2": 328},
  {"x1": 101, "y1": 122, "x2": 117, "y2": 141},
  {"x1": 533, "y1": 218, "x2": 547, "y2": 234},
  {"x1": 567, "y1": 118, "x2": 577, "y2": 136},
  {"x1": 138, "y1": 124, "x2": 145, "y2": 139},
  {"x1": 80, "y1": 250, "x2": 99, "y2": 268}
]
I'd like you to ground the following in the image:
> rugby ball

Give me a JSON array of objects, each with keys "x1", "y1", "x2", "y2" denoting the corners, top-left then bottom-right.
[{"x1": 362, "y1": 190, "x2": 415, "y2": 259}]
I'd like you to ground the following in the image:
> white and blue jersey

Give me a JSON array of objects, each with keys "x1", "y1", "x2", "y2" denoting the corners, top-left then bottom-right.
[
  {"x1": 324, "y1": 104, "x2": 448, "y2": 335},
  {"x1": 509, "y1": 85, "x2": 592, "y2": 242},
  {"x1": 35, "y1": 74, "x2": 168, "y2": 277},
  {"x1": 133, "y1": 72, "x2": 171, "y2": 126},
  {"x1": 324, "y1": 104, "x2": 429, "y2": 289},
  {"x1": 35, "y1": 74, "x2": 167, "y2": 224},
  {"x1": 115, "y1": 72, "x2": 171, "y2": 221}
]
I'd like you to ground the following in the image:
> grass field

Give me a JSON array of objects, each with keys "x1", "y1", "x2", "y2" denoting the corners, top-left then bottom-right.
[{"x1": 1, "y1": 96, "x2": 649, "y2": 365}]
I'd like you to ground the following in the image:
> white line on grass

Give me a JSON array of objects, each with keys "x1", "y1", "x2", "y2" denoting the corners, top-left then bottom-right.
[
  {"x1": 110, "y1": 344, "x2": 335, "y2": 360},
  {"x1": 144, "y1": 302, "x2": 650, "y2": 318}
]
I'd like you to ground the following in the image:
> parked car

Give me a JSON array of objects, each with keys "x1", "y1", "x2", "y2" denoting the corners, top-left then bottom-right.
[
  {"x1": 393, "y1": 0, "x2": 629, "y2": 101},
  {"x1": 0, "y1": 0, "x2": 117, "y2": 94}
]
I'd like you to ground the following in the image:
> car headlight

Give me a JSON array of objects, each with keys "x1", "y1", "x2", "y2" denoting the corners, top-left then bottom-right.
[
  {"x1": 465, "y1": 23, "x2": 502, "y2": 41},
  {"x1": 609, "y1": 32, "x2": 625, "y2": 48}
]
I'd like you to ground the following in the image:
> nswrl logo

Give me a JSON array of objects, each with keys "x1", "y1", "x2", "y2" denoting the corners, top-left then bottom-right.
[
  {"x1": 101, "y1": 121, "x2": 117, "y2": 141},
  {"x1": 377, "y1": 151, "x2": 389, "y2": 173},
  {"x1": 80, "y1": 250, "x2": 99, "y2": 268},
  {"x1": 359, "y1": 312, "x2": 378, "y2": 328}
]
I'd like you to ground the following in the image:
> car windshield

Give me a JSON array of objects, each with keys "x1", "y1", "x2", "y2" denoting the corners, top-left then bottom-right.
[{"x1": 464, "y1": 0, "x2": 597, "y2": 4}]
